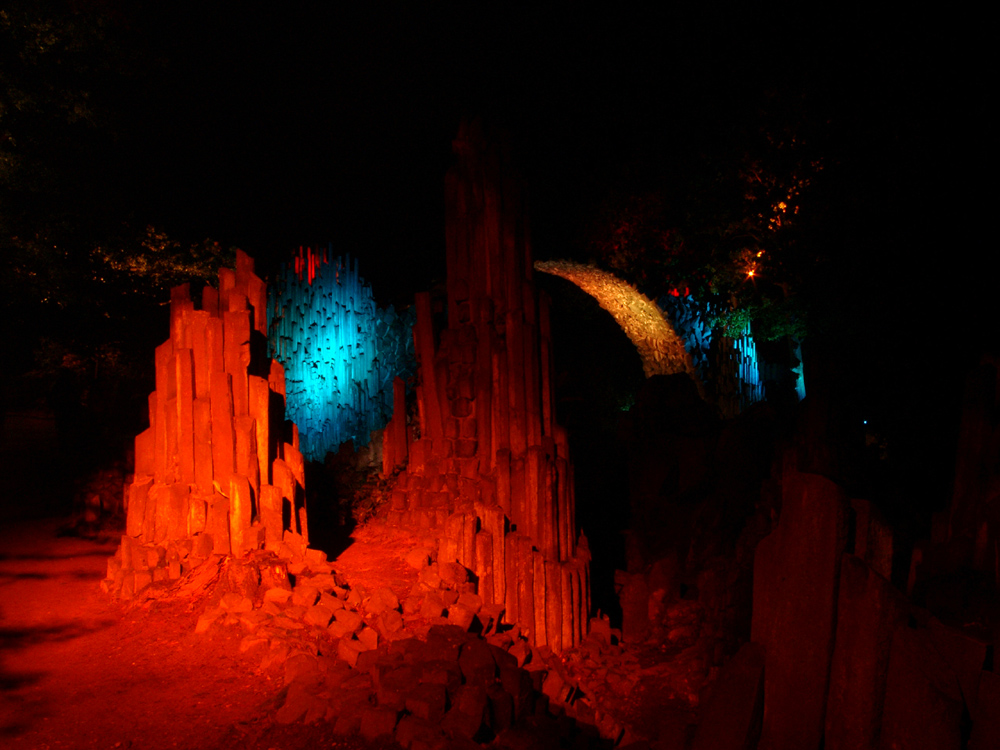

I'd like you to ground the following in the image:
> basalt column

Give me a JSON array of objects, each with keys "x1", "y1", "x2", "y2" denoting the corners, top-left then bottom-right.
[
  {"x1": 381, "y1": 123, "x2": 591, "y2": 651},
  {"x1": 104, "y1": 251, "x2": 308, "y2": 599}
]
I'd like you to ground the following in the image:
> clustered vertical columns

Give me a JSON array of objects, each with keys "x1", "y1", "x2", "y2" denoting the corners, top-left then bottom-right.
[
  {"x1": 268, "y1": 246, "x2": 416, "y2": 463},
  {"x1": 108, "y1": 251, "x2": 307, "y2": 598},
  {"x1": 715, "y1": 322, "x2": 764, "y2": 418},
  {"x1": 381, "y1": 123, "x2": 591, "y2": 652}
]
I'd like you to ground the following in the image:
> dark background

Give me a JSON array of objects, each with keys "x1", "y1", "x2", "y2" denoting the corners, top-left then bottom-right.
[{"x1": 2, "y1": 3, "x2": 992, "y2": 519}]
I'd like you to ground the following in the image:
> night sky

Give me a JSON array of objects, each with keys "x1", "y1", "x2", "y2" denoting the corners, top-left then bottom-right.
[
  {"x1": 8, "y1": 5, "x2": 993, "y2": 509},
  {"x1": 112, "y1": 6, "x2": 986, "y2": 302}
]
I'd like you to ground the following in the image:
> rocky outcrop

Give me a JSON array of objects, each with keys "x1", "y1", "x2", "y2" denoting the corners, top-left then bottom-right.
[
  {"x1": 103, "y1": 251, "x2": 308, "y2": 598},
  {"x1": 379, "y1": 123, "x2": 591, "y2": 652}
]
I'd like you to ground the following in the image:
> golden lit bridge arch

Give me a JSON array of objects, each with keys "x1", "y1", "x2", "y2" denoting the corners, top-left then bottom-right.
[{"x1": 534, "y1": 260, "x2": 701, "y2": 387}]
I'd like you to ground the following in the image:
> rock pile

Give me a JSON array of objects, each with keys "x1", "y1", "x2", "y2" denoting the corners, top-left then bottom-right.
[
  {"x1": 158, "y1": 526, "x2": 627, "y2": 749},
  {"x1": 102, "y1": 251, "x2": 308, "y2": 599}
]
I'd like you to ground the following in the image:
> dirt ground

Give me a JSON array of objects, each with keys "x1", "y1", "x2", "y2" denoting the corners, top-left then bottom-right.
[{"x1": 0, "y1": 517, "x2": 413, "y2": 750}]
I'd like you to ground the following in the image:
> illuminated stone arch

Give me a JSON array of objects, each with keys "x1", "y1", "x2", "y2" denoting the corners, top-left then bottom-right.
[{"x1": 534, "y1": 260, "x2": 701, "y2": 387}]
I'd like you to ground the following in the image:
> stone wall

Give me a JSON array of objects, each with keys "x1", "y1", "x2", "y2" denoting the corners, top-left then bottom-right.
[
  {"x1": 380, "y1": 123, "x2": 591, "y2": 652},
  {"x1": 103, "y1": 251, "x2": 308, "y2": 598},
  {"x1": 727, "y1": 456, "x2": 995, "y2": 750}
]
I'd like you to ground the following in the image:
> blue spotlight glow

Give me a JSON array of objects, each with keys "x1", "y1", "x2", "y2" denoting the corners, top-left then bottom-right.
[{"x1": 268, "y1": 247, "x2": 415, "y2": 462}]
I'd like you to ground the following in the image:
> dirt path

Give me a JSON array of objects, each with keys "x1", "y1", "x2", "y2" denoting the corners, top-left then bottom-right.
[
  {"x1": 0, "y1": 515, "x2": 430, "y2": 750},
  {"x1": 0, "y1": 519, "x2": 281, "y2": 749}
]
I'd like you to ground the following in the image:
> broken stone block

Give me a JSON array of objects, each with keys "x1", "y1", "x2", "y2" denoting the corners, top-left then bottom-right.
[
  {"x1": 276, "y1": 679, "x2": 326, "y2": 724},
  {"x1": 394, "y1": 715, "x2": 443, "y2": 749},
  {"x1": 359, "y1": 707, "x2": 399, "y2": 740},
  {"x1": 327, "y1": 619, "x2": 358, "y2": 639},
  {"x1": 367, "y1": 587, "x2": 400, "y2": 615},
  {"x1": 406, "y1": 682, "x2": 448, "y2": 723},
  {"x1": 442, "y1": 684, "x2": 488, "y2": 740},
  {"x1": 879, "y1": 622, "x2": 963, "y2": 750},
  {"x1": 419, "y1": 659, "x2": 463, "y2": 697},
  {"x1": 332, "y1": 712, "x2": 362, "y2": 735},
  {"x1": 752, "y1": 471, "x2": 848, "y2": 750},
  {"x1": 219, "y1": 592, "x2": 253, "y2": 612},
  {"x1": 229, "y1": 474, "x2": 254, "y2": 556},
  {"x1": 691, "y1": 641, "x2": 765, "y2": 750},
  {"x1": 283, "y1": 653, "x2": 321, "y2": 687},
  {"x1": 319, "y1": 591, "x2": 343, "y2": 611},
  {"x1": 192, "y1": 532, "x2": 214, "y2": 560},
  {"x1": 195, "y1": 608, "x2": 223, "y2": 633},
  {"x1": 500, "y1": 665, "x2": 534, "y2": 721},
  {"x1": 488, "y1": 643, "x2": 518, "y2": 673},
  {"x1": 305, "y1": 547, "x2": 327, "y2": 566},
  {"x1": 126, "y1": 478, "x2": 153, "y2": 538},
  {"x1": 405, "y1": 547, "x2": 433, "y2": 570},
  {"x1": 207, "y1": 496, "x2": 231, "y2": 556},
  {"x1": 308, "y1": 572, "x2": 340, "y2": 593},
  {"x1": 615, "y1": 569, "x2": 650, "y2": 644},
  {"x1": 357, "y1": 625, "x2": 379, "y2": 651},
  {"x1": 970, "y1": 669, "x2": 1000, "y2": 749},
  {"x1": 439, "y1": 561, "x2": 469, "y2": 586},
  {"x1": 304, "y1": 604, "x2": 334, "y2": 628},
  {"x1": 333, "y1": 608, "x2": 363, "y2": 632},
  {"x1": 825, "y1": 555, "x2": 908, "y2": 750},
  {"x1": 133, "y1": 570, "x2": 152, "y2": 593},
  {"x1": 237, "y1": 610, "x2": 266, "y2": 631},
  {"x1": 447, "y1": 604, "x2": 477, "y2": 631},
  {"x1": 119, "y1": 571, "x2": 135, "y2": 599},
  {"x1": 486, "y1": 682, "x2": 515, "y2": 734},
  {"x1": 509, "y1": 640, "x2": 531, "y2": 668},
  {"x1": 459, "y1": 639, "x2": 497, "y2": 684},
  {"x1": 260, "y1": 640, "x2": 291, "y2": 671},
  {"x1": 928, "y1": 618, "x2": 990, "y2": 722},
  {"x1": 337, "y1": 637, "x2": 365, "y2": 667},
  {"x1": 541, "y1": 669, "x2": 567, "y2": 703},
  {"x1": 291, "y1": 586, "x2": 319, "y2": 607},
  {"x1": 457, "y1": 591, "x2": 483, "y2": 615},
  {"x1": 420, "y1": 591, "x2": 447, "y2": 619},
  {"x1": 264, "y1": 587, "x2": 292, "y2": 604},
  {"x1": 377, "y1": 610, "x2": 405, "y2": 638},
  {"x1": 283, "y1": 604, "x2": 307, "y2": 620},
  {"x1": 239, "y1": 635, "x2": 268, "y2": 655}
]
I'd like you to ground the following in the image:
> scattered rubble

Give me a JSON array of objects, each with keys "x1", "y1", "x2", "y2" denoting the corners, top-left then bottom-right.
[{"x1": 102, "y1": 519, "x2": 667, "y2": 748}]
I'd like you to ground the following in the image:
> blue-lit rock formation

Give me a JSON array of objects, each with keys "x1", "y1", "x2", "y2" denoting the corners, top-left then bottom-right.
[
  {"x1": 657, "y1": 291, "x2": 719, "y2": 386},
  {"x1": 267, "y1": 247, "x2": 416, "y2": 463},
  {"x1": 658, "y1": 292, "x2": 768, "y2": 416}
]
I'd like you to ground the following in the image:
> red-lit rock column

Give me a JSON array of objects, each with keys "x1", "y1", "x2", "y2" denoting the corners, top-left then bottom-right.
[
  {"x1": 382, "y1": 123, "x2": 591, "y2": 651},
  {"x1": 105, "y1": 251, "x2": 307, "y2": 599}
]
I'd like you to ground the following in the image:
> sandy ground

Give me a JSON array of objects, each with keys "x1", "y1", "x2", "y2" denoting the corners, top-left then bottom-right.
[{"x1": 0, "y1": 518, "x2": 263, "y2": 749}]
